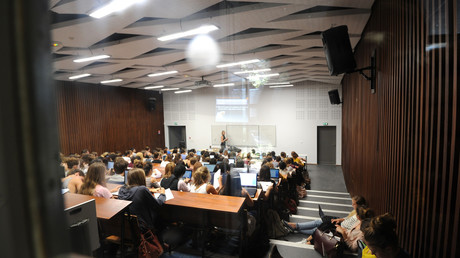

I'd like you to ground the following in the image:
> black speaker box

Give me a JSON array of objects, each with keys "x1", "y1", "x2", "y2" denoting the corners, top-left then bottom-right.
[
  {"x1": 328, "y1": 89, "x2": 341, "y2": 105},
  {"x1": 321, "y1": 25, "x2": 357, "y2": 75},
  {"x1": 148, "y1": 97, "x2": 156, "y2": 111}
]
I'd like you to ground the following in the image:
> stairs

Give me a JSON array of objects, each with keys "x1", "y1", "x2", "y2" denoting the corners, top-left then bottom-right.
[{"x1": 269, "y1": 166, "x2": 352, "y2": 258}]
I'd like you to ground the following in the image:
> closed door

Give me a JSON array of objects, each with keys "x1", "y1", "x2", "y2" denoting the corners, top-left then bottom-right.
[
  {"x1": 317, "y1": 126, "x2": 336, "y2": 164},
  {"x1": 168, "y1": 126, "x2": 186, "y2": 149}
]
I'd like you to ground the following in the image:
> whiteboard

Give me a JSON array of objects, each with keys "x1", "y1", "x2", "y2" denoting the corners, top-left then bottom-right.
[
  {"x1": 227, "y1": 125, "x2": 259, "y2": 147},
  {"x1": 211, "y1": 125, "x2": 276, "y2": 147},
  {"x1": 211, "y1": 125, "x2": 226, "y2": 145},
  {"x1": 259, "y1": 125, "x2": 276, "y2": 147}
]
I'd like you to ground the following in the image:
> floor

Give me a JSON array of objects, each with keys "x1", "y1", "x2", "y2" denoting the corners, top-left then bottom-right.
[{"x1": 161, "y1": 165, "x2": 351, "y2": 258}]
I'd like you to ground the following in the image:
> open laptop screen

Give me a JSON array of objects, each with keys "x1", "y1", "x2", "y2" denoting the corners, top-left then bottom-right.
[
  {"x1": 270, "y1": 168, "x2": 279, "y2": 179},
  {"x1": 239, "y1": 173, "x2": 257, "y2": 187}
]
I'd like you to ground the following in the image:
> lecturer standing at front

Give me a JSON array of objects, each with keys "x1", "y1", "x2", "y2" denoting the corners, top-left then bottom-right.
[{"x1": 220, "y1": 130, "x2": 228, "y2": 152}]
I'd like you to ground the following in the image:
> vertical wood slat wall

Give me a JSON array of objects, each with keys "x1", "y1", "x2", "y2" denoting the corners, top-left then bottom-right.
[
  {"x1": 341, "y1": 0, "x2": 458, "y2": 257},
  {"x1": 56, "y1": 81, "x2": 165, "y2": 154}
]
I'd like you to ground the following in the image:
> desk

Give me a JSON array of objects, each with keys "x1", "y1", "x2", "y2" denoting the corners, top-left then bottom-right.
[
  {"x1": 64, "y1": 193, "x2": 132, "y2": 256},
  {"x1": 161, "y1": 191, "x2": 246, "y2": 256},
  {"x1": 64, "y1": 193, "x2": 131, "y2": 219}
]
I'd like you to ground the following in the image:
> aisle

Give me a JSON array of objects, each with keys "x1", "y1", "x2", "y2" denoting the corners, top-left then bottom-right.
[{"x1": 269, "y1": 165, "x2": 352, "y2": 257}]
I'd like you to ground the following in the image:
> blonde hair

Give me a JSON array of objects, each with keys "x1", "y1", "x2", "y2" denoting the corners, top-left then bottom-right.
[
  {"x1": 164, "y1": 162, "x2": 175, "y2": 179},
  {"x1": 192, "y1": 166, "x2": 210, "y2": 186}
]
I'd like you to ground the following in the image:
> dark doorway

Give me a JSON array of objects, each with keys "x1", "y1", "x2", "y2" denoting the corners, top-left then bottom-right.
[
  {"x1": 317, "y1": 126, "x2": 336, "y2": 164},
  {"x1": 168, "y1": 126, "x2": 186, "y2": 149}
]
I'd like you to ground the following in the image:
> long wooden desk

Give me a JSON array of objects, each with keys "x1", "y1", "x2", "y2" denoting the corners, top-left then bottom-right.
[
  {"x1": 64, "y1": 193, "x2": 131, "y2": 219},
  {"x1": 161, "y1": 191, "x2": 246, "y2": 256}
]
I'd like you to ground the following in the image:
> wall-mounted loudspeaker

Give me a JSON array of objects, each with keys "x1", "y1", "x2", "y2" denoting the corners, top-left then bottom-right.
[
  {"x1": 148, "y1": 97, "x2": 156, "y2": 111},
  {"x1": 322, "y1": 25, "x2": 357, "y2": 75},
  {"x1": 328, "y1": 89, "x2": 341, "y2": 105}
]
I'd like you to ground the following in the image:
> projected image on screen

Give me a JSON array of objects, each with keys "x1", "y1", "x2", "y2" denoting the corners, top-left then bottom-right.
[{"x1": 215, "y1": 98, "x2": 248, "y2": 123}]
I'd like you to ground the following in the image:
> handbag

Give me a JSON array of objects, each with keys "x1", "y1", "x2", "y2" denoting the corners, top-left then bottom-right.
[
  {"x1": 313, "y1": 228, "x2": 344, "y2": 257},
  {"x1": 138, "y1": 229, "x2": 164, "y2": 258}
]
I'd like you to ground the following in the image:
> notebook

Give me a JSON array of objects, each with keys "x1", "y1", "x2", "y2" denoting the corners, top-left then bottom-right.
[{"x1": 240, "y1": 173, "x2": 257, "y2": 197}]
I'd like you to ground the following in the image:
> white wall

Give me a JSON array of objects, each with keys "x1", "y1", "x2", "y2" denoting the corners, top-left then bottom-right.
[{"x1": 162, "y1": 81, "x2": 342, "y2": 165}]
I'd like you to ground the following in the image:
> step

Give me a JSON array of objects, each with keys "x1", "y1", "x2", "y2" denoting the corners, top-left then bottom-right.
[{"x1": 270, "y1": 239, "x2": 322, "y2": 258}]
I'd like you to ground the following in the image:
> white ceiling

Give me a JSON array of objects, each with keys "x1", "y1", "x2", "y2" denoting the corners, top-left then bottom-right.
[{"x1": 50, "y1": 0, "x2": 374, "y2": 90}]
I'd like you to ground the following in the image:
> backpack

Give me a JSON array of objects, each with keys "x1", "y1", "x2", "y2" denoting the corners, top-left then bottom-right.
[{"x1": 265, "y1": 209, "x2": 290, "y2": 238}]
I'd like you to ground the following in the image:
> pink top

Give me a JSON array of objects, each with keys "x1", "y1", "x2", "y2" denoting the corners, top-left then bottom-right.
[
  {"x1": 94, "y1": 184, "x2": 112, "y2": 199},
  {"x1": 345, "y1": 220, "x2": 364, "y2": 252}
]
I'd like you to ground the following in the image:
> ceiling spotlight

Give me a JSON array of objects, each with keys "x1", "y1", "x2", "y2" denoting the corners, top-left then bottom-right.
[
  {"x1": 144, "y1": 85, "x2": 164, "y2": 90},
  {"x1": 73, "y1": 55, "x2": 110, "y2": 63},
  {"x1": 161, "y1": 88, "x2": 180, "y2": 91},
  {"x1": 158, "y1": 25, "x2": 219, "y2": 41},
  {"x1": 174, "y1": 90, "x2": 192, "y2": 94},
  {"x1": 89, "y1": 0, "x2": 144, "y2": 19},
  {"x1": 269, "y1": 84, "x2": 294, "y2": 88},
  {"x1": 216, "y1": 59, "x2": 260, "y2": 68},
  {"x1": 213, "y1": 83, "x2": 235, "y2": 87},
  {"x1": 265, "y1": 82, "x2": 290, "y2": 85},
  {"x1": 234, "y1": 68, "x2": 271, "y2": 75},
  {"x1": 69, "y1": 73, "x2": 91, "y2": 80},
  {"x1": 247, "y1": 73, "x2": 279, "y2": 79},
  {"x1": 147, "y1": 71, "x2": 178, "y2": 77},
  {"x1": 101, "y1": 79, "x2": 122, "y2": 84}
]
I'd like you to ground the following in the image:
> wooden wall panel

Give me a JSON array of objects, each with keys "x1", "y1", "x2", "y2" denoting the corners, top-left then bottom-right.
[
  {"x1": 56, "y1": 81, "x2": 165, "y2": 154},
  {"x1": 342, "y1": 0, "x2": 458, "y2": 257}
]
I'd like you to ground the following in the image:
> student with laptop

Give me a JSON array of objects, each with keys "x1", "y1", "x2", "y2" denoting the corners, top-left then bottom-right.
[
  {"x1": 258, "y1": 165, "x2": 276, "y2": 200},
  {"x1": 283, "y1": 196, "x2": 367, "y2": 239},
  {"x1": 107, "y1": 157, "x2": 128, "y2": 185}
]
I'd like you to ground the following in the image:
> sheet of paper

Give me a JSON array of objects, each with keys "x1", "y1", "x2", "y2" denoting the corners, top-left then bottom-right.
[
  {"x1": 164, "y1": 188, "x2": 174, "y2": 200},
  {"x1": 213, "y1": 170, "x2": 221, "y2": 189},
  {"x1": 61, "y1": 189, "x2": 69, "y2": 194},
  {"x1": 259, "y1": 181, "x2": 273, "y2": 191}
]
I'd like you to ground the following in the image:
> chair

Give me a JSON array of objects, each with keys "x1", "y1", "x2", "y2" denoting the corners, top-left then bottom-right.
[
  {"x1": 100, "y1": 213, "x2": 142, "y2": 253},
  {"x1": 64, "y1": 199, "x2": 99, "y2": 255}
]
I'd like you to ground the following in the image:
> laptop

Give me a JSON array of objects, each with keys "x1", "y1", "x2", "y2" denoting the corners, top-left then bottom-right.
[
  {"x1": 239, "y1": 173, "x2": 258, "y2": 197},
  {"x1": 181, "y1": 154, "x2": 187, "y2": 160},
  {"x1": 205, "y1": 164, "x2": 216, "y2": 172},
  {"x1": 124, "y1": 170, "x2": 129, "y2": 185},
  {"x1": 228, "y1": 158, "x2": 235, "y2": 164},
  {"x1": 270, "y1": 168, "x2": 279, "y2": 180},
  {"x1": 107, "y1": 161, "x2": 114, "y2": 170},
  {"x1": 182, "y1": 170, "x2": 192, "y2": 179}
]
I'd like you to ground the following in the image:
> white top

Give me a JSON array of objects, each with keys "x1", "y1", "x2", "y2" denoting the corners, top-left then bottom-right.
[{"x1": 191, "y1": 183, "x2": 208, "y2": 194}]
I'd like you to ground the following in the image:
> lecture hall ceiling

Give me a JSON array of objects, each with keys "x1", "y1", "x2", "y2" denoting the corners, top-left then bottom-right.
[{"x1": 50, "y1": 0, "x2": 374, "y2": 90}]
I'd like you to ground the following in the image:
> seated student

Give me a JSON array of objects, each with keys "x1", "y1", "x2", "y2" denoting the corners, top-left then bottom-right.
[
  {"x1": 161, "y1": 154, "x2": 172, "y2": 167},
  {"x1": 64, "y1": 168, "x2": 85, "y2": 193},
  {"x1": 335, "y1": 206, "x2": 375, "y2": 252},
  {"x1": 107, "y1": 157, "x2": 128, "y2": 184},
  {"x1": 258, "y1": 165, "x2": 276, "y2": 200},
  {"x1": 291, "y1": 151, "x2": 305, "y2": 166},
  {"x1": 362, "y1": 213, "x2": 410, "y2": 258},
  {"x1": 285, "y1": 195, "x2": 367, "y2": 234},
  {"x1": 151, "y1": 152, "x2": 162, "y2": 164},
  {"x1": 79, "y1": 163, "x2": 118, "y2": 199},
  {"x1": 278, "y1": 161, "x2": 291, "y2": 179},
  {"x1": 272, "y1": 156, "x2": 281, "y2": 168},
  {"x1": 190, "y1": 166, "x2": 218, "y2": 194},
  {"x1": 143, "y1": 161, "x2": 160, "y2": 188},
  {"x1": 219, "y1": 170, "x2": 253, "y2": 207},
  {"x1": 174, "y1": 164, "x2": 191, "y2": 192},
  {"x1": 62, "y1": 157, "x2": 80, "y2": 176},
  {"x1": 118, "y1": 168, "x2": 166, "y2": 232},
  {"x1": 160, "y1": 163, "x2": 180, "y2": 190},
  {"x1": 80, "y1": 154, "x2": 94, "y2": 174}
]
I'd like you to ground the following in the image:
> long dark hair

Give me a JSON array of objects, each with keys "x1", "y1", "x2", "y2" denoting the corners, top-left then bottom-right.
[{"x1": 79, "y1": 163, "x2": 106, "y2": 196}]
